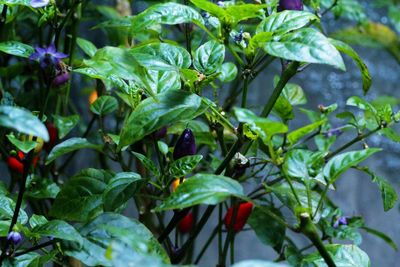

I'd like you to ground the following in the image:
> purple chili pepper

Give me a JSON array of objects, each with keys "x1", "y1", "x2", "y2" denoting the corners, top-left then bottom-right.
[
  {"x1": 173, "y1": 128, "x2": 196, "y2": 160},
  {"x1": 277, "y1": 0, "x2": 304, "y2": 11}
]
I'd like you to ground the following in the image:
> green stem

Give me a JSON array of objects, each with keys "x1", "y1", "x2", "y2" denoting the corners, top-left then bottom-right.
[
  {"x1": 241, "y1": 76, "x2": 249, "y2": 108},
  {"x1": 300, "y1": 213, "x2": 336, "y2": 267},
  {"x1": 194, "y1": 224, "x2": 219, "y2": 264},
  {"x1": 325, "y1": 127, "x2": 381, "y2": 160},
  {"x1": 260, "y1": 61, "x2": 300, "y2": 118}
]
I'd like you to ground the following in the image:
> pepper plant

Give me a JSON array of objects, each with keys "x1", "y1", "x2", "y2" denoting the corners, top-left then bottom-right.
[{"x1": 0, "y1": 0, "x2": 399, "y2": 266}]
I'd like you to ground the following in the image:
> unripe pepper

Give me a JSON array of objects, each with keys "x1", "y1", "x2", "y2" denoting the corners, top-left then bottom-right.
[
  {"x1": 170, "y1": 178, "x2": 185, "y2": 193},
  {"x1": 277, "y1": 0, "x2": 303, "y2": 11},
  {"x1": 224, "y1": 202, "x2": 253, "y2": 233},
  {"x1": 88, "y1": 90, "x2": 98, "y2": 105},
  {"x1": 7, "y1": 231, "x2": 22, "y2": 245},
  {"x1": 178, "y1": 212, "x2": 194, "y2": 233},
  {"x1": 154, "y1": 126, "x2": 167, "y2": 139},
  {"x1": 173, "y1": 128, "x2": 196, "y2": 160}
]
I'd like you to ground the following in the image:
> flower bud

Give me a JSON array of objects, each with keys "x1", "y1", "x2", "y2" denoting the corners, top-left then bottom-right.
[
  {"x1": 173, "y1": 128, "x2": 196, "y2": 160},
  {"x1": 324, "y1": 127, "x2": 343, "y2": 138},
  {"x1": 277, "y1": 0, "x2": 303, "y2": 11},
  {"x1": 178, "y1": 212, "x2": 194, "y2": 234},
  {"x1": 7, "y1": 231, "x2": 22, "y2": 245},
  {"x1": 333, "y1": 216, "x2": 349, "y2": 228},
  {"x1": 224, "y1": 202, "x2": 253, "y2": 233}
]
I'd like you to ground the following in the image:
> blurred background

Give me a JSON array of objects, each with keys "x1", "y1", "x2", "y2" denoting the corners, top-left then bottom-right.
[{"x1": 2, "y1": 0, "x2": 400, "y2": 266}]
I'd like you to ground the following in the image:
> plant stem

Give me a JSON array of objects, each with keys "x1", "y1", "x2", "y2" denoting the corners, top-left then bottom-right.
[
  {"x1": 300, "y1": 214, "x2": 336, "y2": 267},
  {"x1": 325, "y1": 127, "x2": 381, "y2": 160},
  {"x1": 241, "y1": 75, "x2": 249, "y2": 108},
  {"x1": 194, "y1": 224, "x2": 219, "y2": 264},
  {"x1": 260, "y1": 61, "x2": 299, "y2": 118},
  {"x1": 13, "y1": 240, "x2": 56, "y2": 257}
]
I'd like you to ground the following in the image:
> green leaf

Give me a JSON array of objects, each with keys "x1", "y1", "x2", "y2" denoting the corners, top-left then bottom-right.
[
  {"x1": 217, "y1": 62, "x2": 238, "y2": 82},
  {"x1": 361, "y1": 226, "x2": 397, "y2": 251},
  {"x1": 358, "y1": 167, "x2": 398, "y2": 212},
  {"x1": 76, "y1": 37, "x2": 97, "y2": 57},
  {"x1": 3, "y1": 252, "x2": 56, "y2": 267},
  {"x1": 103, "y1": 172, "x2": 142, "y2": 211},
  {"x1": 323, "y1": 148, "x2": 381, "y2": 183},
  {"x1": 0, "y1": 106, "x2": 49, "y2": 141},
  {"x1": 29, "y1": 214, "x2": 48, "y2": 228},
  {"x1": 131, "y1": 43, "x2": 191, "y2": 69},
  {"x1": 119, "y1": 90, "x2": 207, "y2": 149},
  {"x1": 46, "y1": 137, "x2": 102, "y2": 165},
  {"x1": 194, "y1": 40, "x2": 225, "y2": 75},
  {"x1": 233, "y1": 260, "x2": 289, "y2": 267},
  {"x1": 331, "y1": 21, "x2": 399, "y2": 50},
  {"x1": 273, "y1": 95, "x2": 293, "y2": 121},
  {"x1": 169, "y1": 155, "x2": 203, "y2": 177},
  {"x1": 283, "y1": 149, "x2": 316, "y2": 179},
  {"x1": 282, "y1": 83, "x2": 307, "y2": 105},
  {"x1": 329, "y1": 39, "x2": 372, "y2": 94},
  {"x1": 130, "y1": 2, "x2": 204, "y2": 32},
  {"x1": 234, "y1": 107, "x2": 288, "y2": 142},
  {"x1": 6, "y1": 133, "x2": 37, "y2": 153},
  {"x1": 52, "y1": 114, "x2": 79, "y2": 139},
  {"x1": 256, "y1": 10, "x2": 319, "y2": 35},
  {"x1": 263, "y1": 28, "x2": 345, "y2": 70},
  {"x1": 0, "y1": 41, "x2": 34, "y2": 58},
  {"x1": 131, "y1": 152, "x2": 160, "y2": 177},
  {"x1": 225, "y1": 4, "x2": 265, "y2": 24},
  {"x1": 90, "y1": 96, "x2": 118, "y2": 116},
  {"x1": 389, "y1": 5, "x2": 400, "y2": 33},
  {"x1": 31, "y1": 220, "x2": 83, "y2": 245},
  {"x1": 49, "y1": 169, "x2": 113, "y2": 222},
  {"x1": 157, "y1": 141, "x2": 169, "y2": 155},
  {"x1": 154, "y1": 173, "x2": 244, "y2": 211},
  {"x1": 190, "y1": 0, "x2": 226, "y2": 20},
  {"x1": 248, "y1": 206, "x2": 285, "y2": 251},
  {"x1": 301, "y1": 244, "x2": 370, "y2": 267},
  {"x1": 25, "y1": 176, "x2": 60, "y2": 199},
  {"x1": 287, "y1": 119, "x2": 326, "y2": 146},
  {"x1": 62, "y1": 213, "x2": 168, "y2": 266},
  {"x1": 0, "y1": 195, "x2": 28, "y2": 225}
]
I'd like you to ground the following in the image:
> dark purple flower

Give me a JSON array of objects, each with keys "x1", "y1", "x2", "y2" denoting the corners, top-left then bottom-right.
[
  {"x1": 7, "y1": 231, "x2": 22, "y2": 245},
  {"x1": 201, "y1": 12, "x2": 210, "y2": 19},
  {"x1": 30, "y1": 0, "x2": 49, "y2": 8},
  {"x1": 29, "y1": 44, "x2": 68, "y2": 69},
  {"x1": 324, "y1": 127, "x2": 343, "y2": 138},
  {"x1": 278, "y1": 0, "x2": 303, "y2": 11},
  {"x1": 333, "y1": 216, "x2": 349, "y2": 228},
  {"x1": 173, "y1": 128, "x2": 196, "y2": 160},
  {"x1": 233, "y1": 29, "x2": 244, "y2": 43}
]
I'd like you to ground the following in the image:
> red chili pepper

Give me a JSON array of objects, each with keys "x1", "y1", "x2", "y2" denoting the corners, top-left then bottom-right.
[
  {"x1": 7, "y1": 151, "x2": 39, "y2": 174},
  {"x1": 44, "y1": 122, "x2": 58, "y2": 152},
  {"x1": 178, "y1": 212, "x2": 194, "y2": 234},
  {"x1": 224, "y1": 202, "x2": 253, "y2": 233}
]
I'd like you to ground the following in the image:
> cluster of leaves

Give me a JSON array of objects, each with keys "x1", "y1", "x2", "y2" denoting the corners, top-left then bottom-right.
[{"x1": 0, "y1": 0, "x2": 399, "y2": 266}]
